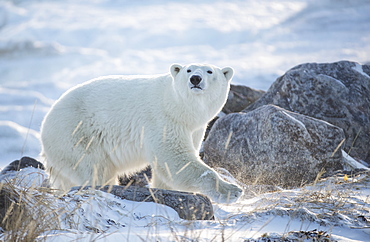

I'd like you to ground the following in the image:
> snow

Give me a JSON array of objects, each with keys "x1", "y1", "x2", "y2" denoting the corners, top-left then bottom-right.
[
  {"x1": 0, "y1": 121, "x2": 41, "y2": 163},
  {"x1": 1, "y1": 167, "x2": 370, "y2": 241},
  {"x1": 342, "y1": 150, "x2": 370, "y2": 171},
  {"x1": 352, "y1": 62, "x2": 370, "y2": 79},
  {"x1": 1, "y1": 0, "x2": 370, "y2": 241}
]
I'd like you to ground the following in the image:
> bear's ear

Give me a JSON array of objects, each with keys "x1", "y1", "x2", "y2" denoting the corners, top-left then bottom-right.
[
  {"x1": 170, "y1": 64, "x2": 183, "y2": 78},
  {"x1": 222, "y1": 67, "x2": 234, "y2": 82}
]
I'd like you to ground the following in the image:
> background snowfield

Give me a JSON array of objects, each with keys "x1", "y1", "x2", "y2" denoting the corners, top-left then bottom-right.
[
  {"x1": 1, "y1": 0, "x2": 370, "y2": 165},
  {"x1": 1, "y1": 0, "x2": 370, "y2": 241}
]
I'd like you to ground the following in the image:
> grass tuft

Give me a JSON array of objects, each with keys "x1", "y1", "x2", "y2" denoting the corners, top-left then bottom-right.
[{"x1": 0, "y1": 176, "x2": 60, "y2": 241}]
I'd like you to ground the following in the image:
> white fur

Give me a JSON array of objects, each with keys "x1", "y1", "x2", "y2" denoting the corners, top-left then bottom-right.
[{"x1": 40, "y1": 63, "x2": 242, "y2": 203}]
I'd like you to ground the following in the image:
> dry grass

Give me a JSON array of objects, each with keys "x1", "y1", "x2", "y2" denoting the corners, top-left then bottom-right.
[{"x1": 0, "y1": 179, "x2": 60, "y2": 242}]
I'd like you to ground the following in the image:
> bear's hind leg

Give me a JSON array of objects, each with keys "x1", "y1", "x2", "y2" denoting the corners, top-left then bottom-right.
[{"x1": 151, "y1": 172, "x2": 174, "y2": 190}]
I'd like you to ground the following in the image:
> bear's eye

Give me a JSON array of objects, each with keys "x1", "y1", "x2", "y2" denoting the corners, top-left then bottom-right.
[
  {"x1": 207, "y1": 70, "x2": 213, "y2": 74},
  {"x1": 187, "y1": 69, "x2": 191, "y2": 73}
]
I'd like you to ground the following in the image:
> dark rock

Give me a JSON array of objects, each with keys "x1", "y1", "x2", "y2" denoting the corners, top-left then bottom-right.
[
  {"x1": 222, "y1": 84, "x2": 265, "y2": 114},
  {"x1": 71, "y1": 185, "x2": 214, "y2": 220},
  {"x1": 1, "y1": 156, "x2": 45, "y2": 174},
  {"x1": 244, "y1": 61, "x2": 370, "y2": 165},
  {"x1": 245, "y1": 230, "x2": 336, "y2": 242},
  {"x1": 0, "y1": 186, "x2": 20, "y2": 230},
  {"x1": 0, "y1": 185, "x2": 36, "y2": 231},
  {"x1": 0, "y1": 184, "x2": 57, "y2": 235},
  {"x1": 203, "y1": 116, "x2": 220, "y2": 143},
  {"x1": 203, "y1": 105, "x2": 345, "y2": 188}
]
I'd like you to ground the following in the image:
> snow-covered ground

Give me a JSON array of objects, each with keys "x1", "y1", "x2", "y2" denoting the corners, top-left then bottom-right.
[
  {"x1": 1, "y1": 167, "x2": 370, "y2": 241},
  {"x1": 1, "y1": 0, "x2": 370, "y2": 241}
]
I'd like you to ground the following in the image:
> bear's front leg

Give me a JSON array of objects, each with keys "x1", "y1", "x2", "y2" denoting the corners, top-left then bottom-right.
[{"x1": 149, "y1": 131, "x2": 242, "y2": 203}]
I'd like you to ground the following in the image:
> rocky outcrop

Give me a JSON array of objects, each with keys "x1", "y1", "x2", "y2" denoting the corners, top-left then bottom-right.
[
  {"x1": 0, "y1": 182, "x2": 57, "y2": 236},
  {"x1": 244, "y1": 61, "x2": 370, "y2": 165},
  {"x1": 203, "y1": 105, "x2": 345, "y2": 187},
  {"x1": 71, "y1": 185, "x2": 214, "y2": 220},
  {"x1": 0, "y1": 185, "x2": 22, "y2": 230},
  {"x1": 222, "y1": 84, "x2": 265, "y2": 114},
  {"x1": 0, "y1": 156, "x2": 45, "y2": 174}
]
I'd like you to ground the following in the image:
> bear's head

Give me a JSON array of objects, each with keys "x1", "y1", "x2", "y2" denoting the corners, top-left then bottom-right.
[
  {"x1": 170, "y1": 63, "x2": 233, "y2": 97},
  {"x1": 169, "y1": 63, "x2": 233, "y2": 125}
]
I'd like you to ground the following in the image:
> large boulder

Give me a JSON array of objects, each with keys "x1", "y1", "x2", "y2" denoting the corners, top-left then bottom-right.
[
  {"x1": 203, "y1": 105, "x2": 345, "y2": 187},
  {"x1": 244, "y1": 61, "x2": 370, "y2": 165}
]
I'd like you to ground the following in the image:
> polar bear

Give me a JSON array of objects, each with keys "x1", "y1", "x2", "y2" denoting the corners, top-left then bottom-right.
[{"x1": 40, "y1": 63, "x2": 242, "y2": 203}]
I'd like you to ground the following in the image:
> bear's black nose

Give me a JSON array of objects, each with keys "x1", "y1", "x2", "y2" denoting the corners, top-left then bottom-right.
[{"x1": 190, "y1": 75, "x2": 202, "y2": 86}]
